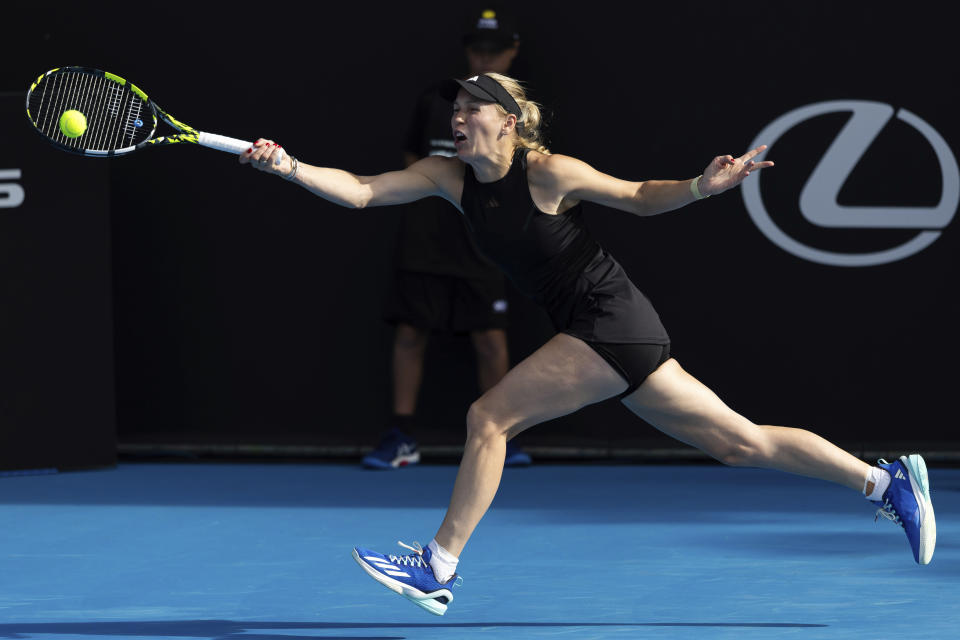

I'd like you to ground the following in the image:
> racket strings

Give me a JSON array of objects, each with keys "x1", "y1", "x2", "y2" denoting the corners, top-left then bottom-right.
[
  {"x1": 28, "y1": 70, "x2": 154, "y2": 153},
  {"x1": 33, "y1": 71, "x2": 94, "y2": 149},
  {"x1": 87, "y1": 75, "x2": 115, "y2": 150}
]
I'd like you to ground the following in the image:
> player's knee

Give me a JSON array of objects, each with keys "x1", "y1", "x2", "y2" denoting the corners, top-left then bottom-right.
[
  {"x1": 465, "y1": 400, "x2": 507, "y2": 443},
  {"x1": 711, "y1": 433, "x2": 771, "y2": 467},
  {"x1": 712, "y1": 442, "x2": 757, "y2": 467}
]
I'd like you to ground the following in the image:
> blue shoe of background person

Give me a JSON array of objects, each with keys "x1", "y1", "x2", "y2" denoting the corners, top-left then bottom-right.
[
  {"x1": 872, "y1": 454, "x2": 936, "y2": 564},
  {"x1": 505, "y1": 440, "x2": 532, "y2": 467},
  {"x1": 362, "y1": 428, "x2": 420, "y2": 469},
  {"x1": 352, "y1": 541, "x2": 461, "y2": 616}
]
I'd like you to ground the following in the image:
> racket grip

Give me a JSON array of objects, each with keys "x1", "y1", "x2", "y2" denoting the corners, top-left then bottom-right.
[
  {"x1": 198, "y1": 132, "x2": 285, "y2": 165},
  {"x1": 198, "y1": 131, "x2": 250, "y2": 154}
]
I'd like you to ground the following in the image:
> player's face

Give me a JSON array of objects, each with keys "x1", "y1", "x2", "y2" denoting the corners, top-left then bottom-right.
[{"x1": 451, "y1": 89, "x2": 508, "y2": 160}]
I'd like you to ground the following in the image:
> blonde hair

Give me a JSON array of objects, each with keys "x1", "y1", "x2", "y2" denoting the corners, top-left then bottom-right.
[{"x1": 485, "y1": 73, "x2": 550, "y2": 155}]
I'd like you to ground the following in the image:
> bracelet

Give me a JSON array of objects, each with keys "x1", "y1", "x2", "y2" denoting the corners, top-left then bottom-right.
[
  {"x1": 283, "y1": 156, "x2": 299, "y2": 181},
  {"x1": 690, "y1": 175, "x2": 709, "y2": 200}
]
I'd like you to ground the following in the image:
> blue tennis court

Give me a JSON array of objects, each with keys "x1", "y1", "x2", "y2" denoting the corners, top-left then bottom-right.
[{"x1": 1, "y1": 461, "x2": 956, "y2": 639}]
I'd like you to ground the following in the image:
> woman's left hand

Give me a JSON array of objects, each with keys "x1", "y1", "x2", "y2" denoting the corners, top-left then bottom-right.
[{"x1": 699, "y1": 145, "x2": 774, "y2": 196}]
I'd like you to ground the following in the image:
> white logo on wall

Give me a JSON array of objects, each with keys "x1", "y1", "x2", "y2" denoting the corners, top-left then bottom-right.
[
  {"x1": 0, "y1": 169, "x2": 24, "y2": 209},
  {"x1": 742, "y1": 101, "x2": 959, "y2": 266}
]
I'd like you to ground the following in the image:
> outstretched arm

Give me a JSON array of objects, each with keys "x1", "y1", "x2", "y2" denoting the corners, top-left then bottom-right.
[
  {"x1": 241, "y1": 139, "x2": 458, "y2": 209},
  {"x1": 540, "y1": 145, "x2": 773, "y2": 217}
]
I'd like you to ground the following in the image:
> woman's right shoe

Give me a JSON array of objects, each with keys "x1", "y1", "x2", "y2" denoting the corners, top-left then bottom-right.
[{"x1": 871, "y1": 454, "x2": 936, "y2": 565}]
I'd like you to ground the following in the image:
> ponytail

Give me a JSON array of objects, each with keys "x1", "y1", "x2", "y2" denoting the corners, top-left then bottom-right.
[{"x1": 485, "y1": 73, "x2": 550, "y2": 155}]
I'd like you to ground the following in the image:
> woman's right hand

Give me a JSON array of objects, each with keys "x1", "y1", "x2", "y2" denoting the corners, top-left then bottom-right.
[{"x1": 240, "y1": 138, "x2": 294, "y2": 178}]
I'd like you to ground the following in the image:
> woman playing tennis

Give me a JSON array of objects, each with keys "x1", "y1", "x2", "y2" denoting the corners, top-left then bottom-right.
[{"x1": 242, "y1": 73, "x2": 935, "y2": 615}]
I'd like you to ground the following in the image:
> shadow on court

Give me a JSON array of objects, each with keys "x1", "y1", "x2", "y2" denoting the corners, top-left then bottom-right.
[{"x1": 0, "y1": 619, "x2": 829, "y2": 639}]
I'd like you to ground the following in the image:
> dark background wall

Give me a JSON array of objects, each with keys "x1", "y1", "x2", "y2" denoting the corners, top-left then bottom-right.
[
  {"x1": 1, "y1": 1, "x2": 957, "y2": 461},
  {"x1": 0, "y1": 94, "x2": 115, "y2": 471}
]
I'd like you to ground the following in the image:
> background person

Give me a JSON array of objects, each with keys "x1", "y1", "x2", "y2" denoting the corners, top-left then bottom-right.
[{"x1": 364, "y1": 6, "x2": 530, "y2": 469}]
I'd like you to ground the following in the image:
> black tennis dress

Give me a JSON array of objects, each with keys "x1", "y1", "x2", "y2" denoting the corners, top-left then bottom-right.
[{"x1": 460, "y1": 148, "x2": 671, "y2": 393}]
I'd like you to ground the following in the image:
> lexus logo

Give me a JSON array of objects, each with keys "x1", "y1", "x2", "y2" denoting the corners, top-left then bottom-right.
[{"x1": 742, "y1": 101, "x2": 959, "y2": 266}]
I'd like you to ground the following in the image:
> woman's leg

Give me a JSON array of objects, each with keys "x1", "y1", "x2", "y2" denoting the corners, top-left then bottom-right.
[
  {"x1": 434, "y1": 333, "x2": 628, "y2": 556},
  {"x1": 621, "y1": 358, "x2": 871, "y2": 491}
]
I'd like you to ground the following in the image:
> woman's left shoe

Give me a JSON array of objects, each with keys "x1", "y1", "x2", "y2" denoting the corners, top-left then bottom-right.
[{"x1": 352, "y1": 541, "x2": 460, "y2": 615}]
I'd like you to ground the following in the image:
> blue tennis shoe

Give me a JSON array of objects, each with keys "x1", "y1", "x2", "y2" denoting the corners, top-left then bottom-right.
[
  {"x1": 352, "y1": 541, "x2": 460, "y2": 615},
  {"x1": 361, "y1": 428, "x2": 420, "y2": 469},
  {"x1": 505, "y1": 441, "x2": 532, "y2": 467},
  {"x1": 872, "y1": 454, "x2": 936, "y2": 565}
]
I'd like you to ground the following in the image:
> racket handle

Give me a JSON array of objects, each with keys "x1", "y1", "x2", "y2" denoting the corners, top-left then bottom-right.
[
  {"x1": 198, "y1": 132, "x2": 286, "y2": 165},
  {"x1": 198, "y1": 132, "x2": 250, "y2": 154}
]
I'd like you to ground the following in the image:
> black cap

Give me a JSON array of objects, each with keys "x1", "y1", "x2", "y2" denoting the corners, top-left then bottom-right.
[
  {"x1": 462, "y1": 7, "x2": 519, "y2": 51},
  {"x1": 439, "y1": 74, "x2": 522, "y2": 119}
]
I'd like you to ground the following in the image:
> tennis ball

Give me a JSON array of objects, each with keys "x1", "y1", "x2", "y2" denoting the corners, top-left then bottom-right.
[{"x1": 59, "y1": 109, "x2": 87, "y2": 138}]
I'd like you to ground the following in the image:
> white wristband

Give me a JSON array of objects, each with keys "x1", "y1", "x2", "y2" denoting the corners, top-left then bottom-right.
[{"x1": 690, "y1": 175, "x2": 709, "y2": 200}]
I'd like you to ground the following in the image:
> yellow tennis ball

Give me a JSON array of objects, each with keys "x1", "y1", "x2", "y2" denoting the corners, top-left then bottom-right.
[{"x1": 59, "y1": 109, "x2": 87, "y2": 138}]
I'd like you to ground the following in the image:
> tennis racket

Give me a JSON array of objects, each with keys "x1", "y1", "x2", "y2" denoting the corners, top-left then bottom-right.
[{"x1": 26, "y1": 66, "x2": 281, "y2": 163}]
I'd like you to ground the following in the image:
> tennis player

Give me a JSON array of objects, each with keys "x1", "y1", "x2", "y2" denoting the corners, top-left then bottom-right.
[{"x1": 242, "y1": 73, "x2": 936, "y2": 615}]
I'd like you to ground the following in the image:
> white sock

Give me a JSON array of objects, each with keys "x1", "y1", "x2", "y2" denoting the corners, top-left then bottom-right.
[
  {"x1": 427, "y1": 539, "x2": 458, "y2": 584},
  {"x1": 863, "y1": 466, "x2": 891, "y2": 501}
]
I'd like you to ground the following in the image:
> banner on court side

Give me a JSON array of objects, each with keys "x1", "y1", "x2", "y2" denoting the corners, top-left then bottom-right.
[{"x1": 0, "y1": 93, "x2": 116, "y2": 472}]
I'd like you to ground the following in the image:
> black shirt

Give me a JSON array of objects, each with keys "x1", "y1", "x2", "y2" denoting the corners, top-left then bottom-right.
[{"x1": 460, "y1": 148, "x2": 669, "y2": 344}]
